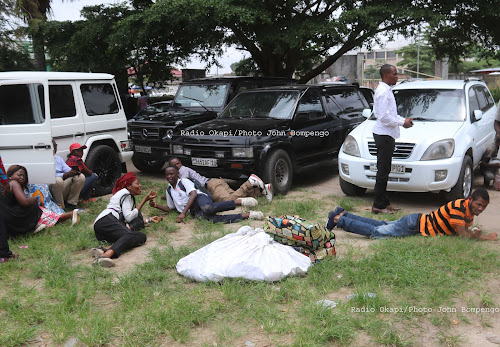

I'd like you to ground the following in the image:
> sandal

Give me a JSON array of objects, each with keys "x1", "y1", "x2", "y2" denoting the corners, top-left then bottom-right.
[{"x1": 93, "y1": 256, "x2": 115, "y2": 267}]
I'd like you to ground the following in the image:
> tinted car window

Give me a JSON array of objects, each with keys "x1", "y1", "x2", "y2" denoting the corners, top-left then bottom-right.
[
  {"x1": 474, "y1": 86, "x2": 494, "y2": 112},
  {"x1": 80, "y1": 83, "x2": 119, "y2": 116},
  {"x1": 0, "y1": 84, "x2": 44, "y2": 125},
  {"x1": 220, "y1": 91, "x2": 299, "y2": 120},
  {"x1": 296, "y1": 90, "x2": 325, "y2": 119},
  {"x1": 174, "y1": 84, "x2": 228, "y2": 108},
  {"x1": 468, "y1": 88, "x2": 480, "y2": 115},
  {"x1": 394, "y1": 89, "x2": 466, "y2": 121},
  {"x1": 325, "y1": 88, "x2": 365, "y2": 111},
  {"x1": 50, "y1": 85, "x2": 76, "y2": 119}
]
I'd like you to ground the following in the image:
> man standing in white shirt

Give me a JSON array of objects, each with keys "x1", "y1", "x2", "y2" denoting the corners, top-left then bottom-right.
[{"x1": 371, "y1": 65, "x2": 413, "y2": 214}]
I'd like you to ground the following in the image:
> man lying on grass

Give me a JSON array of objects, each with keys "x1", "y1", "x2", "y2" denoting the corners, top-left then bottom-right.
[
  {"x1": 149, "y1": 165, "x2": 264, "y2": 223},
  {"x1": 326, "y1": 188, "x2": 497, "y2": 240}
]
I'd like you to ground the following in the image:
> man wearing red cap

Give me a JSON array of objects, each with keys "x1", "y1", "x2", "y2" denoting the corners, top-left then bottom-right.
[{"x1": 66, "y1": 143, "x2": 98, "y2": 201}]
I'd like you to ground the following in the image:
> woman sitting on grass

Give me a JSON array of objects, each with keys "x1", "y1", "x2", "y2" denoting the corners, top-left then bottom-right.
[
  {"x1": 92, "y1": 172, "x2": 161, "y2": 267},
  {"x1": 0, "y1": 165, "x2": 80, "y2": 238}
]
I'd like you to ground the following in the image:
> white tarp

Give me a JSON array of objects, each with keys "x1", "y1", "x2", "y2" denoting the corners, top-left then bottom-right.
[{"x1": 176, "y1": 226, "x2": 312, "y2": 282}]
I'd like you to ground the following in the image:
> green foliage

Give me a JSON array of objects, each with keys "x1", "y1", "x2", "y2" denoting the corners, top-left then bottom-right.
[
  {"x1": 490, "y1": 87, "x2": 500, "y2": 103},
  {"x1": 396, "y1": 43, "x2": 436, "y2": 77}
]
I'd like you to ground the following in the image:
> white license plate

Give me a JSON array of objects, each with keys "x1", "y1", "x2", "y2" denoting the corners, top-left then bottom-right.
[
  {"x1": 192, "y1": 157, "x2": 217, "y2": 167},
  {"x1": 135, "y1": 145, "x2": 151, "y2": 154},
  {"x1": 370, "y1": 163, "x2": 405, "y2": 174}
]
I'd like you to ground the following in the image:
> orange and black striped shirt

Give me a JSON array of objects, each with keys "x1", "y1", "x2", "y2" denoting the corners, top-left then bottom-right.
[{"x1": 419, "y1": 199, "x2": 473, "y2": 237}]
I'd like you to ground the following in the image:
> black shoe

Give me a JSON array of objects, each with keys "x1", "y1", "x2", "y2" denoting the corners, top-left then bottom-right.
[{"x1": 65, "y1": 203, "x2": 77, "y2": 210}]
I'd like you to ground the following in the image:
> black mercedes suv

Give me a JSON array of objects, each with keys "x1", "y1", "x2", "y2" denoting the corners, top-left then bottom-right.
[
  {"x1": 171, "y1": 84, "x2": 371, "y2": 194},
  {"x1": 128, "y1": 76, "x2": 295, "y2": 172}
]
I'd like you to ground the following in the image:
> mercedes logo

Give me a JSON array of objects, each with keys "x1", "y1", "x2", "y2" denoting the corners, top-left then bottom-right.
[{"x1": 141, "y1": 128, "x2": 148, "y2": 139}]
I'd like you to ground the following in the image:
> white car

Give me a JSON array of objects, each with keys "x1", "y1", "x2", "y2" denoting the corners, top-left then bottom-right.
[
  {"x1": 0, "y1": 71, "x2": 133, "y2": 195},
  {"x1": 338, "y1": 79, "x2": 496, "y2": 200}
]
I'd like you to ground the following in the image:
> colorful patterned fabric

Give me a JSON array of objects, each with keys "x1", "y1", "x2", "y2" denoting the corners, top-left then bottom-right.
[
  {"x1": 265, "y1": 215, "x2": 336, "y2": 263},
  {"x1": 0, "y1": 155, "x2": 8, "y2": 184},
  {"x1": 28, "y1": 184, "x2": 65, "y2": 214},
  {"x1": 36, "y1": 206, "x2": 61, "y2": 229}
]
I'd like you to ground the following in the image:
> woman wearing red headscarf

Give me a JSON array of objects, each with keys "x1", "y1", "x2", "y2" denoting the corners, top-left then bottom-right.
[{"x1": 92, "y1": 172, "x2": 160, "y2": 267}]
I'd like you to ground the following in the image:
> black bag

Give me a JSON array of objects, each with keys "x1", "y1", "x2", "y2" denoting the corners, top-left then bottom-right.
[{"x1": 119, "y1": 194, "x2": 145, "y2": 232}]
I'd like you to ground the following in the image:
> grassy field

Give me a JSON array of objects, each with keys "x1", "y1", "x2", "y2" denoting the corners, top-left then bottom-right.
[{"x1": 1, "y1": 180, "x2": 499, "y2": 346}]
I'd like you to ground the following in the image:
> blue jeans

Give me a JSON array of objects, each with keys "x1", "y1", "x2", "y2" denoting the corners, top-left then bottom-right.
[
  {"x1": 337, "y1": 212, "x2": 420, "y2": 239},
  {"x1": 191, "y1": 193, "x2": 243, "y2": 224},
  {"x1": 80, "y1": 173, "x2": 98, "y2": 199}
]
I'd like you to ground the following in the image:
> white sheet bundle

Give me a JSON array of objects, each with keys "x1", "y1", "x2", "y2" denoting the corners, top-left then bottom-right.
[{"x1": 176, "y1": 226, "x2": 312, "y2": 282}]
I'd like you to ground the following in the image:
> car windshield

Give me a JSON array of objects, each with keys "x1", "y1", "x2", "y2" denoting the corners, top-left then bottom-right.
[
  {"x1": 173, "y1": 84, "x2": 228, "y2": 108},
  {"x1": 136, "y1": 103, "x2": 170, "y2": 118},
  {"x1": 393, "y1": 89, "x2": 466, "y2": 121},
  {"x1": 220, "y1": 90, "x2": 299, "y2": 119}
]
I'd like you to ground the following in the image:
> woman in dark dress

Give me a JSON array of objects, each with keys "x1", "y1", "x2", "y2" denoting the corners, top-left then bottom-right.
[{"x1": 0, "y1": 165, "x2": 79, "y2": 237}]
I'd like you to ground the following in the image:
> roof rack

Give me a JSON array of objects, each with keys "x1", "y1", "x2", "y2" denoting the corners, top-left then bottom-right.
[{"x1": 464, "y1": 77, "x2": 481, "y2": 82}]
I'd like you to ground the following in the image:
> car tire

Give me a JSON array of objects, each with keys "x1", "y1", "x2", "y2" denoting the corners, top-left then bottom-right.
[
  {"x1": 445, "y1": 155, "x2": 473, "y2": 201},
  {"x1": 261, "y1": 149, "x2": 293, "y2": 195},
  {"x1": 339, "y1": 176, "x2": 367, "y2": 196},
  {"x1": 86, "y1": 145, "x2": 122, "y2": 196},
  {"x1": 132, "y1": 154, "x2": 165, "y2": 173}
]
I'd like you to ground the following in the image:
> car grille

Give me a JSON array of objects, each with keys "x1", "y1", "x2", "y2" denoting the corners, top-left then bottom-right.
[
  {"x1": 130, "y1": 127, "x2": 160, "y2": 140},
  {"x1": 183, "y1": 138, "x2": 235, "y2": 158},
  {"x1": 368, "y1": 142, "x2": 415, "y2": 159}
]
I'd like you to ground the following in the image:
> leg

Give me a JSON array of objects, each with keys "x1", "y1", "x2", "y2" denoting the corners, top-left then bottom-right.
[
  {"x1": 227, "y1": 181, "x2": 262, "y2": 200},
  {"x1": 370, "y1": 213, "x2": 420, "y2": 239},
  {"x1": 80, "y1": 173, "x2": 98, "y2": 200},
  {"x1": 63, "y1": 173, "x2": 85, "y2": 206},
  {"x1": 206, "y1": 178, "x2": 235, "y2": 202},
  {"x1": 94, "y1": 214, "x2": 147, "y2": 257},
  {"x1": 192, "y1": 194, "x2": 243, "y2": 223},
  {"x1": 337, "y1": 212, "x2": 387, "y2": 237},
  {"x1": 49, "y1": 177, "x2": 65, "y2": 208},
  {"x1": 0, "y1": 211, "x2": 14, "y2": 258},
  {"x1": 373, "y1": 134, "x2": 395, "y2": 209}
]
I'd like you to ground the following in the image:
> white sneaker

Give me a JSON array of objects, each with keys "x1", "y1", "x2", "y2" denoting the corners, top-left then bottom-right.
[
  {"x1": 71, "y1": 209, "x2": 81, "y2": 226},
  {"x1": 248, "y1": 174, "x2": 265, "y2": 190},
  {"x1": 240, "y1": 197, "x2": 258, "y2": 207},
  {"x1": 94, "y1": 257, "x2": 115, "y2": 267},
  {"x1": 91, "y1": 248, "x2": 104, "y2": 258},
  {"x1": 249, "y1": 211, "x2": 264, "y2": 220},
  {"x1": 34, "y1": 224, "x2": 46, "y2": 233},
  {"x1": 263, "y1": 183, "x2": 273, "y2": 202}
]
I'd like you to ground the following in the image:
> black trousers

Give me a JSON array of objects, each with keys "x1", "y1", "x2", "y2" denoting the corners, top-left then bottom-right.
[
  {"x1": 94, "y1": 213, "x2": 146, "y2": 257},
  {"x1": 0, "y1": 210, "x2": 12, "y2": 258},
  {"x1": 373, "y1": 133, "x2": 395, "y2": 209}
]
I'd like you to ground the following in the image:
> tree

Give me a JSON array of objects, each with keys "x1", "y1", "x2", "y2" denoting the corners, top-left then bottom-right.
[{"x1": 396, "y1": 43, "x2": 435, "y2": 77}]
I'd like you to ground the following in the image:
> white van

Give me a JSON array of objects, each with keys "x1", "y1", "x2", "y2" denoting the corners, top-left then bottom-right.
[{"x1": 0, "y1": 72, "x2": 133, "y2": 195}]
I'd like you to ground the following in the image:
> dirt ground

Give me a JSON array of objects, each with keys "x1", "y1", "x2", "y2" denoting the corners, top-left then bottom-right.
[{"x1": 101, "y1": 162, "x2": 500, "y2": 346}]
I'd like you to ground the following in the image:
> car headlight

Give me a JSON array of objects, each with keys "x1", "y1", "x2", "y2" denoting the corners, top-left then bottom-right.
[
  {"x1": 173, "y1": 145, "x2": 183, "y2": 154},
  {"x1": 232, "y1": 147, "x2": 253, "y2": 158},
  {"x1": 342, "y1": 135, "x2": 361, "y2": 157},
  {"x1": 420, "y1": 139, "x2": 454, "y2": 160}
]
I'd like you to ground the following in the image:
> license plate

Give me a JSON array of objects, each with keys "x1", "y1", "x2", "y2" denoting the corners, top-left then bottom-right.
[
  {"x1": 135, "y1": 145, "x2": 151, "y2": 154},
  {"x1": 192, "y1": 157, "x2": 217, "y2": 167},
  {"x1": 370, "y1": 163, "x2": 405, "y2": 174}
]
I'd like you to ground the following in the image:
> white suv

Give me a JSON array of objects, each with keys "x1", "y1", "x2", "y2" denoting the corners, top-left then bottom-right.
[
  {"x1": 338, "y1": 79, "x2": 496, "y2": 200},
  {"x1": 0, "y1": 72, "x2": 133, "y2": 195}
]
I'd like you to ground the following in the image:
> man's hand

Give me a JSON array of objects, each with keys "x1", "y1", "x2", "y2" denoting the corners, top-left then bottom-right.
[
  {"x1": 176, "y1": 213, "x2": 186, "y2": 223},
  {"x1": 482, "y1": 232, "x2": 498, "y2": 240},
  {"x1": 149, "y1": 200, "x2": 157, "y2": 208},
  {"x1": 403, "y1": 118, "x2": 414, "y2": 128}
]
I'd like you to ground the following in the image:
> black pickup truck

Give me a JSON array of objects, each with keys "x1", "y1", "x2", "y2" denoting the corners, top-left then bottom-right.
[
  {"x1": 128, "y1": 76, "x2": 295, "y2": 172},
  {"x1": 172, "y1": 84, "x2": 371, "y2": 194}
]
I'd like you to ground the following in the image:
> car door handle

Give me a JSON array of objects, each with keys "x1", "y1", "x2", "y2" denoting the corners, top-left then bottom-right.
[
  {"x1": 34, "y1": 143, "x2": 51, "y2": 149},
  {"x1": 75, "y1": 132, "x2": 84, "y2": 137}
]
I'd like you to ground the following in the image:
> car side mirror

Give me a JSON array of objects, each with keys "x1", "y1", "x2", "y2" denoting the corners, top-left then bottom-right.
[
  {"x1": 473, "y1": 109, "x2": 483, "y2": 122},
  {"x1": 362, "y1": 109, "x2": 372, "y2": 118}
]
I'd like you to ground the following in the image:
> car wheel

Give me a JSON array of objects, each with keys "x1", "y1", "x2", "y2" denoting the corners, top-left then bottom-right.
[
  {"x1": 132, "y1": 154, "x2": 165, "y2": 173},
  {"x1": 86, "y1": 145, "x2": 122, "y2": 196},
  {"x1": 261, "y1": 149, "x2": 293, "y2": 195},
  {"x1": 446, "y1": 155, "x2": 473, "y2": 201},
  {"x1": 339, "y1": 176, "x2": 367, "y2": 196}
]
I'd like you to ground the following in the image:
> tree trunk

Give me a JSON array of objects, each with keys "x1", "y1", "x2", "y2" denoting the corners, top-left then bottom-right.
[{"x1": 30, "y1": 20, "x2": 47, "y2": 71}]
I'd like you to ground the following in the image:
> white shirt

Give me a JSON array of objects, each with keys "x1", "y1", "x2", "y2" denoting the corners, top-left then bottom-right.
[
  {"x1": 54, "y1": 155, "x2": 71, "y2": 178},
  {"x1": 166, "y1": 178, "x2": 198, "y2": 213},
  {"x1": 495, "y1": 106, "x2": 500, "y2": 122},
  {"x1": 95, "y1": 188, "x2": 139, "y2": 223},
  {"x1": 372, "y1": 81, "x2": 406, "y2": 139}
]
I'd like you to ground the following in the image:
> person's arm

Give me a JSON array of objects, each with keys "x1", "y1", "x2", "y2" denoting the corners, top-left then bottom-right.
[
  {"x1": 149, "y1": 199, "x2": 172, "y2": 212},
  {"x1": 177, "y1": 190, "x2": 197, "y2": 223},
  {"x1": 373, "y1": 90, "x2": 406, "y2": 127},
  {"x1": 78, "y1": 159, "x2": 93, "y2": 176},
  {"x1": 136, "y1": 191, "x2": 157, "y2": 211},
  {"x1": 494, "y1": 120, "x2": 500, "y2": 134},
  {"x1": 10, "y1": 181, "x2": 37, "y2": 207},
  {"x1": 455, "y1": 225, "x2": 498, "y2": 240}
]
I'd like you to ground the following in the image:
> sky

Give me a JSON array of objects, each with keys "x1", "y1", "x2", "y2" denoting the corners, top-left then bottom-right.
[{"x1": 49, "y1": 0, "x2": 410, "y2": 75}]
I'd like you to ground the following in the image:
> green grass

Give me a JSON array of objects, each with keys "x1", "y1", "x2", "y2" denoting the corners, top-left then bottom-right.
[{"x1": 1, "y1": 179, "x2": 499, "y2": 346}]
